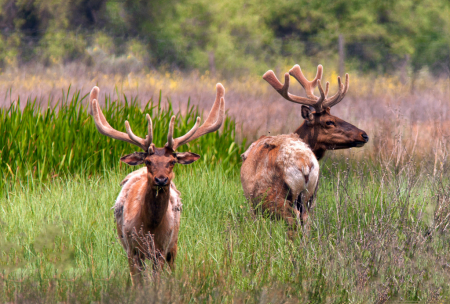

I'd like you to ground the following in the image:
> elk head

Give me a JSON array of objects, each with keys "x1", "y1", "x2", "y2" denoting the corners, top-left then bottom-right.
[
  {"x1": 263, "y1": 64, "x2": 368, "y2": 160},
  {"x1": 88, "y1": 84, "x2": 225, "y2": 188}
]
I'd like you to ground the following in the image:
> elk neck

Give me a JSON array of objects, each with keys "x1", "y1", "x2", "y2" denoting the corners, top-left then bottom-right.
[
  {"x1": 294, "y1": 122, "x2": 327, "y2": 161},
  {"x1": 141, "y1": 178, "x2": 172, "y2": 230}
]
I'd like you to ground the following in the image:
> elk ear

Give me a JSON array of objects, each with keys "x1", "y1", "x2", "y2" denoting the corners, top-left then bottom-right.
[
  {"x1": 301, "y1": 106, "x2": 314, "y2": 122},
  {"x1": 325, "y1": 107, "x2": 331, "y2": 114},
  {"x1": 120, "y1": 152, "x2": 146, "y2": 166},
  {"x1": 176, "y1": 152, "x2": 201, "y2": 165}
]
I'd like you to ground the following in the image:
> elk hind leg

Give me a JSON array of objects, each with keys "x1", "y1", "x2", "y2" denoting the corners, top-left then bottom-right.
[
  {"x1": 263, "y1": 198, "x2": 300, "y2": 228},
  {"x1": 295, "y1": 191, "x2": 313, "y2": 230}
]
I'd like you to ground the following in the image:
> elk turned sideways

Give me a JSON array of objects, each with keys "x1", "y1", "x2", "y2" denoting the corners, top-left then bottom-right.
[
  {"x1": 260, "y1": 64, "x2": 368, "y2": 160},
  {"x1": 88, "y1": 84, "x2": 225, "y2": 285},
  {"x1": 241, "y1": 64, "x2": 368, "y2": 227}
]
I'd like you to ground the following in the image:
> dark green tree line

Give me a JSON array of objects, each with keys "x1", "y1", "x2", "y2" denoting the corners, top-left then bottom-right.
[{"x1": 0, "y1": 0, "x2": 448, "y2": 75}]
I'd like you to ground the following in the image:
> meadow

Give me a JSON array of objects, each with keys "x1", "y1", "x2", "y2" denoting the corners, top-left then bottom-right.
[{"x1": 1, "y1": 69, "x2": 450, "y2": 303}]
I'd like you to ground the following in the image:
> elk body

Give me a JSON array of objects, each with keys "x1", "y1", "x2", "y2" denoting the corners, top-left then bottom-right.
[
  {"x1": 241, "y1": 64, "x2": 369, "y2": 226},
  {"x1": 88, "y1": 84, "x2": 225, "y2": 284},
  {"x1": 241, "y1": 133, "x2": 319, "y2": 226}
]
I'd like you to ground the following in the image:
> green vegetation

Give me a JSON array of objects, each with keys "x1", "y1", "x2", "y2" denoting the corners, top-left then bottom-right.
[
  {"x1": 1, "y1": 87, "x2": 450, "y2": 302},
  {"x1": 1, "y1": 157, "x2": 449, "y2": 302},
  {"x1": 0, "y1": 0, "x2": 448, "y2": 75},
  {"x1": 0, "y1": 89, "x2": 243, "y2": 192}
]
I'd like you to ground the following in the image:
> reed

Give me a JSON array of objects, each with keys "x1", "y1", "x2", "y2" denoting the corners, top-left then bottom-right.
[{"x1": 0, "y1": 88, "x2": 244, "y2": 193}]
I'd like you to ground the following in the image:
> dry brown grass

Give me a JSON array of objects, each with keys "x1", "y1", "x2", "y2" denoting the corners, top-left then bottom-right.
[{"x1": 1, "y1": 64, "x2": 449, "y2": 160}]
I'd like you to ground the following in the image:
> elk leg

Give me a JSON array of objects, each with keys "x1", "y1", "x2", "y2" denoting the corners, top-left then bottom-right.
[
  {"x1": 128, "y1": 248, "x2": 144, "y2": 287},
  {"x1": 251, "y1": 194, "x2": 301, "y2": 228},
  {"x1": 167, "y1": 244, "x2": 177, "y2": 271},
  {"x1": 298, "y1": 201, "x2": 309, "y2": 225},
  {"x1": 147, "y1": 253, "x2": 165, "y2": 282},
  {"x1": 261, "y1": 199, "x2": 300, "y2": 228},
  {"x1": 297, "y1": 191, "x2": 315, "y2": 230}
]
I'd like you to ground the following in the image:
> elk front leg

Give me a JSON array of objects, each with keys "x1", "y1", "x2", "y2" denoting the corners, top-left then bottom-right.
[
  {"x1": 128, "y1": 248, "x2": 144, "y2": 287},
  {"x1": 166, "y1": 244, "x2": 178, "y2": 271}
]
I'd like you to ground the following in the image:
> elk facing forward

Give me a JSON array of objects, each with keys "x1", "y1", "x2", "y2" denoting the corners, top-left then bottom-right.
[
  {"x1": 88, "y1": 84, "x2": 225, "y2": 284},
  {"x1": 241, "y1": 64, "x2": 368, "y2": 226}
]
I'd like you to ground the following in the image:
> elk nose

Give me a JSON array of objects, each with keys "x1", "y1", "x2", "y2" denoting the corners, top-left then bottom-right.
[
  {"x1": 154, "y1": 177, "x2": 169, "y2": 186},
  {"x1": 361, "y1": 133, "x2": 369, "y2": 143}
]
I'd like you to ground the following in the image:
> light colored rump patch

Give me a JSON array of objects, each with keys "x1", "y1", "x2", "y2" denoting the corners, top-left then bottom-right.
[
  {"x1": 306, "y1": 158, "x2": 320, "y2": 196},
  {"x1": 276, "y1": 135, "x2": 319, "y2": 198}
]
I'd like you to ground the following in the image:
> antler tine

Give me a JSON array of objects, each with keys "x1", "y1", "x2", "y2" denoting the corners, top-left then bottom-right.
[
  {"x1": 88, "y1": 86, "x2": 98, "y2": 116},
  {"x1": 323, "y1": 73, "x2": 349, "y2": 109},
  {"x1": 166, "y1": 115, "x2": 201, "y2": 150},
  {"x1": 167, "y1": 116, "x2": 175, "y2": 149},
  {"x1": 316, "y1": 80, "x2": 330, "y2": 111},
  {"x1": 201, "y1": 83, "x2": 225, "y2": 126},
  {"x1": 320, "y1": 80, "x2": 330, "y2": 98},
  {"x1": 262, "y1": 70, "x2": 288, "y2": 98},
  {"x1": 289, "y1": 64, "x2": 323, "y2": 100},
  {"x1": 263, "y1": 69, "x2": 324, "y2": 112},
  {"x1": 264, "y1": 64, "x2": 352, "y2": 112},
  {"x1": 124, "y1": 114, "x2": 154, "y2": 153},
  {"x1": 89, "y1": 86, "x2": 113, "y2": 129},
  {"x1": 166, "y1": 83, "x2": 226, "y2": 150},
  {"x1": 88, "y1": 86, "x2": 153, "y2": 153},
  {"x1": 144, "y1": 114, "x2": 153, "y2": 151}
]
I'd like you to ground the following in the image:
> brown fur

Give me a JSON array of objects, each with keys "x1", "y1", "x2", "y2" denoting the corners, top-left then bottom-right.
[
  {"x1": 260, "y1": 65, "x2": 369, "y2": 160},
  {"x1": 240, "y1": 134, "x2": 319, "y2": 227},
  {"x1": 296, "y1": 106, "x2": 368, "y2": 160},
  {"x1": 113, "y1": 146, "x2": 194, "y2": 285},
  {"x1": 88, "y1": 83, "x2": 224, "y2": 286},
  {"x1": 241, "y1": 66, "x2": 369, "y2": 229},
  {"x1": 240, "y1": 107, "x2": 367, "y2": 228}
]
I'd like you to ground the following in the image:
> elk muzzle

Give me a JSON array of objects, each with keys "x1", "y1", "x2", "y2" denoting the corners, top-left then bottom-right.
[
  {"x1": 361, "y1": 132, "x2": 369, "y2": 142},
  {"x1": 355, "y1": 132, "x2": 369, "y2": 147},
  {"x1": 154, "y1": 176, "x2": 169, "y2": 186}
]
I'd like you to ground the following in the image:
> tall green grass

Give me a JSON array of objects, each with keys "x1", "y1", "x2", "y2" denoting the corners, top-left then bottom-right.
[
  {"x1": 0, "y1": 89, "x2": 244, "y2": 193},
  {"x1": 2, "y1": 87, "x2": 450, "y2": 302},
  {"x1": 1, "y1": 158, "x2": 449, "y2": 302}
]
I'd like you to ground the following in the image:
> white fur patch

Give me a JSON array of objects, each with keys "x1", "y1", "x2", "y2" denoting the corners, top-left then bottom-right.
[
  {"x1": 284, "y1": 166, "x2": 306, "y2": 198},
  {"x1": 276, "y1": 137, "x2": 318, "y2": 199}
]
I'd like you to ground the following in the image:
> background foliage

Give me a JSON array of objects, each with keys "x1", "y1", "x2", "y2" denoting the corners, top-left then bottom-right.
[{"x1": 0, "y1": 0, "x2": 448, "y2": 76}]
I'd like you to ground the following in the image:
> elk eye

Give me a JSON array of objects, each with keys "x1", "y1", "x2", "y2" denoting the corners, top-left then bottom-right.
[
  {"x1": 326, "y1": 121, "x2": 335, "y2": 126},
  {"x1": 145, "y1": 160, "x2": 152, "y2": 166},
  {"x1": 171, "y1": 161, "x2": 177, "y2": 166}
]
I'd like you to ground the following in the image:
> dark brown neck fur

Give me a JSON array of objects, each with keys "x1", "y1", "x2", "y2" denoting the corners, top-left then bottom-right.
[
  {"x1": 295, "y1": 122, "x2": 327, "y2": 160},
  {"x1": 143, "y1": 179, "x2": 171, "y2": 230}
]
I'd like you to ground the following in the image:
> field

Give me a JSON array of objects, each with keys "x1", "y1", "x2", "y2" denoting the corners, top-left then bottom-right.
[{"x1": 1, "y1": 68, "x2": 450, "y2": 303}]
